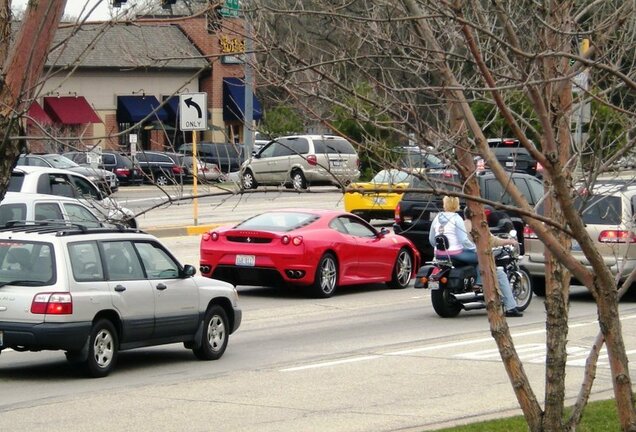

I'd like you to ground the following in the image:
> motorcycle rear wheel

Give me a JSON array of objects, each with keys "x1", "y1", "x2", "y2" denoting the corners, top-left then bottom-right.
[
  {"x1": 431, "y1": 288, "x2": 462, "y2": 318},
  {"x1": 512, "y1": 269, "x2": 533, "y2": 311}
]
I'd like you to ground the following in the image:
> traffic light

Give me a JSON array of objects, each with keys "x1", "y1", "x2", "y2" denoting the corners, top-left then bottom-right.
[{"x1": 161, "y1": 0, "x2": 177, "y2": 9}]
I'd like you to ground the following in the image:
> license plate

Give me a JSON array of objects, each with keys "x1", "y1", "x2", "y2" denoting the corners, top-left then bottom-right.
[
  {"x1": 429, "y1": 281, "x2": 439, "y2": 290},
  {"x1": 505, "y1": 161, "x2": 515, "y2": 167},
  {"x1": 373, "y1": 197, "x2": 386, "y2": 205},
  {"x1": 331, "y1": 160, "x2": 341, "y2": 167},
  {"x1": 235, "y1": 254, "x2": 255, "y2": 266}
]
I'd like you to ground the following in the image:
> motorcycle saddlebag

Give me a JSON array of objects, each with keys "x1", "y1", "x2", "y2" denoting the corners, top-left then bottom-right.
[
  {"x1": 447, "y1": 266, "x2": 477, "y2": 290},
  {"x1": 414, "y1": 265, "x2": 436, "y2": 289}
]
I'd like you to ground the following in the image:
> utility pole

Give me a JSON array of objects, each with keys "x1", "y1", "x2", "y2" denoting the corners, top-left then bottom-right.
[{"x1": 242, "y1": 3, "x2": 254, "y2": 158}]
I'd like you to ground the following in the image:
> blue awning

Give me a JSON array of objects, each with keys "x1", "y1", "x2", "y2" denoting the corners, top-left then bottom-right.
[
  {"x1": 223, "y1": 77, "x2": 262, "y2": 122},
  {"x1": 117, "y1": 95, "x2": 169, "y2": 123},
  {"x1": 162, "y1": 96, "x2": 180, "y2": 124}
]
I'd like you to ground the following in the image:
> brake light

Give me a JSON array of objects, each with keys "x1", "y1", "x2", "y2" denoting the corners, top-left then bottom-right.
[
  {"x1": 307, "y1": 154, "x2": 318, "y2": 166},
  {"x1": 31, "y1": 293, "x2": 73, "y2": 315},
  {"x1": 524, "y1": 225, "x2": 538, "y2": 239},
  {"x1": 394, "y1": 203, "x2": 402, "y2": 224},
  {"x1": 598, "y1": 230, "x2": 636, "y2": 243},
  {"x1": 114, "y1": 168, "x2": 130, "y2": 176},
  {"x1": 292, "y1": 236, "x2": 303, "y2": 246},
  {"x1": 503, "y1": 139, "x2": 516, "y2": 145},
  {"x1": 172, "y1": 165, "x2": 183, "y2": 174},
  {"x1": 281, "y1": 235, "x2": 303, "y2": 245}
]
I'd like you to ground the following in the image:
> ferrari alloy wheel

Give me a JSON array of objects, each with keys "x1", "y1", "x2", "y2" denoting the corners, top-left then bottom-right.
[
  {"x1": 311, "y1": 253, "x2": 338, "y2": 298},
  {"x1": 387, "y1": 248, "x2": 412, "y2": 289}
]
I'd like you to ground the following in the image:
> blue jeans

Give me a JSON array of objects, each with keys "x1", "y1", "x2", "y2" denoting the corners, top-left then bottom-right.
[{"x1": 496, "y1": 267, "x2": 517, "y2": 311}]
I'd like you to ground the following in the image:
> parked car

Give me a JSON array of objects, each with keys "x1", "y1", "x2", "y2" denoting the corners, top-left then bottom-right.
[
  {"x1": 393, "y1": 146, "x2": 447, "y2": 170},
  {"x1": 0, "y1": 222, "x2": 242, "y2": 377},
  {"x1": 17, "y1": 153, "x2": 119, "y2": 193},
  {"x1": 239, "y1": 135, "x2": 361, "y2": 190},
  {"x1": 393, "y1": 170, "x2": 544, "y2": 259},
  {"x1": 132, "y1": 151, "x2": 188, "y2": 186},
  {"x1": 522, "y1": 181, "x2": 636, "y2": 295},
  {"x1": 8, "y1": 166, "x2": 137, "y2": 227},
  {"x1": 64, "y1": 150, "x2": 143, "y2": 186},
  {"x1": 179, "y1": 142, "x2": 244, "y2": 174},
  {"x1": 199, "y1": 209, "x2": 420, "y2": 298},
  {"x1": 475, "y1": 138, "x2": 540, "y2": 177},
  {"x1": 181, "y1": 156, "x2": 223, "y2": 183},
  {"x1": 344, "y1": 168, "x2": 420, "y2": 221},
  {"x1": 0, "y1": 192, "x2": 104, "y2": 228}
]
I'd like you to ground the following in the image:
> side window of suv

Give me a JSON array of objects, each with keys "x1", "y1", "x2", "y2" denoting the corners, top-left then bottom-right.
[
  {"x1": 102, "y1": 241, "x2": 145, "y2": 280},
  {"x1": 135, "y1": 241, "x2": 180, "y2": 279},
  {"x1": 512, "y1": 178, "x2": 534, "y2": 206},
  {"x1": 274, "y1": 138, "x2": 296, "y2": 157},
  {"x1": 69, "y1": 241, "x2": 104, "y2": 282},
  {"x1": 259, "y1": 141, "x2": 278, "y2": 158},
  {"x1": 483, "y1": 178, "x2": 513, "y2": 205},
  {"x1": 69, "y1": 175, "x2": 102, "y2": 200}
]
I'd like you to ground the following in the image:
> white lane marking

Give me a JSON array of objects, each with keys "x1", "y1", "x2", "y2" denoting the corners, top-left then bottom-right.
[
  {"x1": 280, "y1": 355, "x2": 380, "y2": 372},
  {"x1": 279, "y1": 313, "x2": 636, "y2": 372}
]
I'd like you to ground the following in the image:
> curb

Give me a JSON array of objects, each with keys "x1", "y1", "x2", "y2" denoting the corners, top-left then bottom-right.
[{"x1": 143, "y1": 224, "x2": 222, "y2": 238}]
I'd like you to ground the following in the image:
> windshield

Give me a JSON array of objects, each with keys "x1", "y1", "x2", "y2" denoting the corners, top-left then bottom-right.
[
  {"x1": 43, "y1": 154, "x2": 79, "y2": 169},
  {"x1": 0, "y1": 241, "x2": 55, "y2": 285},
  {"x1": 575, "y1": 195, "x2": 622, "y2": 225},
  {"x1": 371, "y1": 170, "x2": 412, "y2": 184},
  {"x1": 237, "y1": 211, "x2": 319, "y2": 232}
]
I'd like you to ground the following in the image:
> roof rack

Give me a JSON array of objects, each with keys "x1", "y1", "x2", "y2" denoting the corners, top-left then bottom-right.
[{"x1": 0, "y1": 220, "x2": 141, "y2": 236}]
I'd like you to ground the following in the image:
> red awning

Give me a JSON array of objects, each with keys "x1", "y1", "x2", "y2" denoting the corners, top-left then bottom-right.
[
  {"x1": 43, "y1": 96, "x2": 102, "y2": 124},
  {"x1": 27, "y1": 101, "x2": 53, "y2": 125}
]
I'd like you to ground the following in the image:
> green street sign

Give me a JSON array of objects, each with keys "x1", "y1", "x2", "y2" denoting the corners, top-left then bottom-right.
[{"x1": 221, "y1": 0, "x2": 239, "y2": 17}]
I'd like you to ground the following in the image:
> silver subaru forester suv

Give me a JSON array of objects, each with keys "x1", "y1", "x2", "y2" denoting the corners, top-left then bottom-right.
[
  {"x1": 240, "y1": 134, "x2": 360, "y2": 190},
  {"x1": 0, "y1": 222, "x2": 241, "y2": 377}
]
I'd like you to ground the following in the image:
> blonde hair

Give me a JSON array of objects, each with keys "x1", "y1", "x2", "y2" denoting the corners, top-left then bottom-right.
[{"x1": 442, "y1": 196, "x2": 460, "y2": 212}]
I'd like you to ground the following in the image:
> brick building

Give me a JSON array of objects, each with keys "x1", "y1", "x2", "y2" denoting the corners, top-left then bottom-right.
[{"x1": 25, "y1": 12, "x2": 262, "y2": 156}]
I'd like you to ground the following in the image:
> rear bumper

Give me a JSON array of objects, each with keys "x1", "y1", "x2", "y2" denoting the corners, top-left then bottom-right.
[{"x1": 0, "y1": 321, "x2": 91, "y2": 352}]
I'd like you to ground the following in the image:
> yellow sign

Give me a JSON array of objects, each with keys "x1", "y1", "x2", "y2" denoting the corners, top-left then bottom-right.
[{"x1": 219, "y1": 35, "x2": 245, "y2": 54}]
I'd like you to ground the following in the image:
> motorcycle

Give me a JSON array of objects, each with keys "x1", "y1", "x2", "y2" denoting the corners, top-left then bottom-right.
[{"x1": 414, "y1": 232, "x2": 533, "y2": 318}]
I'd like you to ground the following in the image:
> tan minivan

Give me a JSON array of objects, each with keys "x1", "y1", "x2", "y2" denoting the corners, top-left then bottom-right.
[{"x1": 240, "y1": 135, "x2": 360, "y2": 190}]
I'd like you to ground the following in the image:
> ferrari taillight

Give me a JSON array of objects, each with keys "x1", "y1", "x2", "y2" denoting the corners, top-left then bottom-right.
[
  {"x1": 281, "y1": 235, "x2": 303, "y2": 245},
  {"x1": 202, "y1": 232, "x2": 219, "y2": 241}
]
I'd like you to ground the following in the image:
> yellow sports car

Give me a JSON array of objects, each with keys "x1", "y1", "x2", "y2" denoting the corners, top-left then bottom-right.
[{"x1": 344, "y1": 169, "x2": 416, "y2": 221}]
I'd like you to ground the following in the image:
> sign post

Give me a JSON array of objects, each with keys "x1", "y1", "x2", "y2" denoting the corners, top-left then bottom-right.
[{"x1": 180, "y1": 93, "x2": 208, "y2": 226}]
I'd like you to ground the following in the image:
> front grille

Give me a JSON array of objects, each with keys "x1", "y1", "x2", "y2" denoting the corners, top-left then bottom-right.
[{"x1": 226, "y1": 236, "x2": 272, "y2": 243}]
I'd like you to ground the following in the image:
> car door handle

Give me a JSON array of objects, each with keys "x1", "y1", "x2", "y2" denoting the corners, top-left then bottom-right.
[
  {"x1": 156, "y1": 283, "x2": 167, "y2": 291},
  {"x1": 114, "y1": 284, "x2": 126, "y2": 292}
]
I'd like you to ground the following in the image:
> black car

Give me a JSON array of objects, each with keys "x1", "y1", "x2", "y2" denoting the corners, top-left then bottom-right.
[
  {"x1": 64, "y1": 150, "x2": 143, "y2": 186},
  {"x1": 477, "y1": 138, "x2": 540, "y2": 177},
  {"x1": 178, "y1": 142, "x2": 244, "y2": 174},
  {"x1": 132, "y1": 151, "x2": 190, "y2": 186},
  {"x1": 393, "y1": 171, "x2": 544, "y2": 260},
  {"x1": 393, "y1": 146, "x2": 447, "y2": 170},
  {"x1": 17, "y1": 153, "x2": 119, "y2": 194}
]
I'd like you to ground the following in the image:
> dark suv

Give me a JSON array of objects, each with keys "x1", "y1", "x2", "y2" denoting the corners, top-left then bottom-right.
[
  {"x1": 393, "y1": 171, "x2": 544, "y2": 259},
  {"x1": 133, "y1": 151, "x2": 189, "y2": 186},
  {"x1": 477, "y1": 138, "x2": 540, "y2": 177}
]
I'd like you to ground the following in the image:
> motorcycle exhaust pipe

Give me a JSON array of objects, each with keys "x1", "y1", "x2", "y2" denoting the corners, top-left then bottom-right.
[{"x1": 452, "y1": 292, "x2": 484, "y2": 302}]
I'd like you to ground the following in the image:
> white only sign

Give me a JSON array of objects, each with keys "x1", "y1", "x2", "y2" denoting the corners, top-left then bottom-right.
[{"x1": 180, "y1": 93, "x2": 208, "y2": 131}]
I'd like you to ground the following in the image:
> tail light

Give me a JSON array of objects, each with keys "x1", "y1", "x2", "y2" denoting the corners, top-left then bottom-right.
[
  {"x1": 171, "y1": 165, "x2": 183, "y2": 174},
  {"x1": 31, "y1": 293, "x2": 73, "y2": 315},
  {"x1": 484, "y1": 208, "x2": 492, "y2": 219},
  {"x1": 281, "y1": 235, "x2": 303, "y2": 245},
  {"x1": 598, "y1": 230, "x2": 636, "y2": 243},
  {"x1": 307, "y1": 154, "x2": 318, "y2": 166},
  {"x1": 524, "y1": 225, "x2": 538, "y2": 239},
  {"x1": 114, "y1": 168, "x2": 130, "y2": 176},
  {"x1": 202, "y1": 232, "x2": 219, "y2": 241},
  {"x1": 394, "y1": 203, "x2": 402, "y2": 224},
  {"x1": 503, "y1": 139, "x2": 517, "y2": 145}
]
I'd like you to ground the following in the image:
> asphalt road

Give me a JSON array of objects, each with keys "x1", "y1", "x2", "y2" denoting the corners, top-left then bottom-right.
[{"x1": 1, "y1": 185, "x2": 633, "y2": 431}]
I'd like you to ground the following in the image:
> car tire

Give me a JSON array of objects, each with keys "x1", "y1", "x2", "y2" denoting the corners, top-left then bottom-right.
[
  {"x1": 155, "y1": 172, "x2": 170, "y2": 186},
  {"x1": 193, "y1": 305, "x2": 229, "y2": 360},
  {"x1": 291, "y1": 170, "x2": 307, "y2": 190},
  {"x1": 242, "y1": 169, "x2": 258, "y2": 190},
  {"x1": 311, "y1": 252, "x2": 338, "y2": 298},
  {"x1": 85, "y1": 319, "x2": 118, "y2": 378},
  {"x1": 387, "y1": 248, "x2": 413, "y2": 289}
]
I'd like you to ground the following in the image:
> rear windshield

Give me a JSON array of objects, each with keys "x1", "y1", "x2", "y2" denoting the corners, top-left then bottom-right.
[
  {"x1": 399, "y1": 152, "x2": 445, "y2": 169},
  {"x1": 236, "y1": 212, "x2": 319, "y2": 232},
  {"x1": 0, "y1": 241, "x2": 55, "y2": 285},
  {"x1": 371, "y1": 170, "x2": 413, "y2": 184},
  {"x1": 575, "y1": 195, "x2": 622, "y2": 225},
  {"x1": 8, "y1": 173, "x2": 24, "y2": 192},
  {"x1": 313, "y1": 138, "x2": 356, "y2": 155},
  {"x1": 404, "y1": 172, "x2": 461, "y2": 200}
]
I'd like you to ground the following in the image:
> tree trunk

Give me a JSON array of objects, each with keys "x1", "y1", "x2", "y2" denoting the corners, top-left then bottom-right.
[{"x1": 0, "y1": 0, "x2": 67, "y2": 201}]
